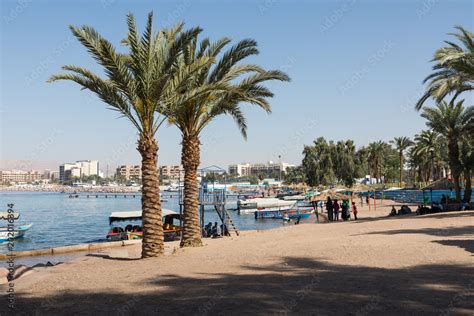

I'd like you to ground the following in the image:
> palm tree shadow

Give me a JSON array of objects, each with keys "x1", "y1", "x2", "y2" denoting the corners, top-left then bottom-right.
[
  {"x1": 434, "y1": 240, "x2": 474, "y2": 255},
  {"x1": 86, "y1": 253, "x2": 141, "y2": 261},
  {"x1": 361, "y1": 225, "x2": 474, "y2": 238},
  {"x1": 8, "y1": 257, "x2": 474, "y2": 315}
]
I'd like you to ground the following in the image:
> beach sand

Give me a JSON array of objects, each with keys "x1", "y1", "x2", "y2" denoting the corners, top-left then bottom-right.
[{"x1": 2, "y1": 201, "x2": 473, "y2": 315}]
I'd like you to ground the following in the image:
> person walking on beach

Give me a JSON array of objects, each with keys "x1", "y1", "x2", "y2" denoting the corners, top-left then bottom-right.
[
  {"x1": 333, "y1": 199, "x2": 340, "y2": 221},
  {"x1": 352, "y1": 202, "x2": 358, "y2": 220},
  {"x1": 326, "y1": 197, "x2": 333, "y2": 221}
]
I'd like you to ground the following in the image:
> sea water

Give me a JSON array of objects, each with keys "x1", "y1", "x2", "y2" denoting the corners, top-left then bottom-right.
[{"x1": 0, "y1": 191, "x2": 307, "y2": 253}]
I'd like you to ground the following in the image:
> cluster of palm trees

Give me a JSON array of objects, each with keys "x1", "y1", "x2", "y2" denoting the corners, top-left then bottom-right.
[
  {"x1": 414, "y1": 26, "x2": 473, "y2": 202},
  {"x1": 300, "y1": 27, "x2": 472, "y2": 203},
  {"x1": 49, "y1": 12, "x2": 289, "y2": 257}
]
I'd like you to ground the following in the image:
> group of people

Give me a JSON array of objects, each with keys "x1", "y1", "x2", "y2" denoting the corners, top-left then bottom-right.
[
  {"x1": 388, "y1": 205, "x2": 413, "y2": 216},
  {"x1": 203, "y1": 222, "x2": 230, "y2": 238},
  {"x1": 325, "y1": 197, "x2": 358, "y2": 221}
]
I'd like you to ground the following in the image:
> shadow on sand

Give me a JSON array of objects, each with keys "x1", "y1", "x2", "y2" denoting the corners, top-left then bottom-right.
[
  {"x1": 7, "y1": 257, "x2": 474, "y2": 315},
  {"x1": 86, "y1": 253, "x2": 141, "y2": 261}
]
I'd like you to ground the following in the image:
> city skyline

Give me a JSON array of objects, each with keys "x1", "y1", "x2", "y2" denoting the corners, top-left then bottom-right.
[{"x1": 2, "y1": 1, "x2": 473, "y2": 167}]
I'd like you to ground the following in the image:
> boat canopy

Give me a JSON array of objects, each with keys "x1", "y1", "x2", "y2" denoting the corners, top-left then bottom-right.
[
  {"x1": 109, "y1": 209, "x2": 177, "y2": 224},
  {"x1": 0, "y1": 212, "x2": 20, "y2": 220}
]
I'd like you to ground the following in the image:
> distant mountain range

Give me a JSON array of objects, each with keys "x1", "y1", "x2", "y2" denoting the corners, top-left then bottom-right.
[{"x1": 0, "y1": 160, "x2": 60, "y2": 171}]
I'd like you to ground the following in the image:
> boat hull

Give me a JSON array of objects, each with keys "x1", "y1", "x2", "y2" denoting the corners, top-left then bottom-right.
[
  {"x1": 254, "y1": 209, "x2": 313, "y2": 219},
  {"x1": 239, "y1": 205, "x2": 294, "y2": 215},
  {"x1": 0, "y1": 224, "x2": 33, "y2": 242}
]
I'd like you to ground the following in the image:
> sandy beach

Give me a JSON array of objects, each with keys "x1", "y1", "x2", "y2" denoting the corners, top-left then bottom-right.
[{"x1": 2, "y1": 201, "x2": 473, "y2": 315}]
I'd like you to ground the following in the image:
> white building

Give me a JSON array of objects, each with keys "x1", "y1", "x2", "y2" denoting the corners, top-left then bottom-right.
[
  {"x1": 59, "y1": 160, "x2": 99, "y2": 182},
  {"x1": 228, "y1": 161, "x2": 295, "y2": 177}
]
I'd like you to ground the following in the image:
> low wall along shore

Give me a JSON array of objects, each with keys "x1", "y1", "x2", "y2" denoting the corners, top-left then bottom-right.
[{"x1": 0, "y1": 240, "x2": 141, "y2": 260}]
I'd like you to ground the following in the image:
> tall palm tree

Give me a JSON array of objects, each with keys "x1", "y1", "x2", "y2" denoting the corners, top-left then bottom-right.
[
  {"x1": 416, "y1": 26, "x2": 474, "y2": 110},
  {"x1": 49, "y1": 13, "x2": 205, "y2": 257},
  {"x1": 390, "y1": 137, "x2": 413, "y2": 187},
  {"x1": 421, "y1": 100, "x2": 474, "y2": 201},
  {"x1": 168, "y1": 36, "x2": 289, "y2": 247}
]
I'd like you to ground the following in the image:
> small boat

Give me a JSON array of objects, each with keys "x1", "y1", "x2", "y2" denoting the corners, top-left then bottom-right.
[
  {"x1": 0, "y1": 224, "x2": 33, "y2": 242},
  {"x1": 282, "y1": 195, "x2": 307, "y2": 201},
  {"x1": 238, "y1": 198, "x2": 296, "y2": 215},
  {"x1": 107, "y1": 209, "x2": 182, "y2": 242},
  {"x1": 254, "y1": 208, "x2": 314, "y2": 220}
]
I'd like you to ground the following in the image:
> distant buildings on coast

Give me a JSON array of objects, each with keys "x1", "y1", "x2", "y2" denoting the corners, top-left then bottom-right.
[
  {"x1": 1, "y1": 160, "x2": 294, "y2": 185},
  {"x1": 59, "y1": 160, "x2": 100, "y2": 182},
  {"x1": 0, "y1": 170, "x2": 43, "y2": 184},
  {"x1": 116, "y1": 165, "x2": 141, "y2": 181},
  {"x1": 229, "y1": 161, "x2": 295, "y2": 177}
]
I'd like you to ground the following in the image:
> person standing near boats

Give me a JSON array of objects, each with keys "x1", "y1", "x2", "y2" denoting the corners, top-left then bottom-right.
[
  {"x1": 341, "y1": 200, "x2": 349, "y2": 221},
  {"x1": 352, "y1": 202, "x2": 358, "y2": 220},
  {"x1": 326, "y1": 197, "x2": 333, "y2": 221},
  {"x1": 333, "y1": 200, "x2": 340, "y2": 221}
]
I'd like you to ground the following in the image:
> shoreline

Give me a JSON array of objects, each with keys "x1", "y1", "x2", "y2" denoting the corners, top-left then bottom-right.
[{"x1": 0, "y1": 239, "x2": 141, "y2": 260}]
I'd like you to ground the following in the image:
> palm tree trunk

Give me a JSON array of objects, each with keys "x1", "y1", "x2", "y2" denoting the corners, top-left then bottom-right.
[
  {"x1": 180, "y1": 134, "x2": 202, "y2": 247},
  {"x1": 137, "y1": 134, "x2": 164, "y2": 258},
  {"x1": 399, "y1": 152, "x2": 403, "y2": 187},
  {"x1": 463, "y1": 168, "x2": 472, "y2": 203},
  {"x1": 448, "y1": 139, "x2": 462, "y2": 202}
]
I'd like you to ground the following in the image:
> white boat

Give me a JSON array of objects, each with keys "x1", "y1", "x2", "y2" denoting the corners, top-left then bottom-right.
[
  {"x1": 0, "y1": 224, "x2": 33, "y2": 242},
  {"x1": 282, "y1": 195, "x2": 307, "y2": 201},
  {"x1": 237, "y1": 198, "x2": 296, "y2": 215},
  {"x1": 239, "y1": 205, "x2": 294, "y2": 215}
]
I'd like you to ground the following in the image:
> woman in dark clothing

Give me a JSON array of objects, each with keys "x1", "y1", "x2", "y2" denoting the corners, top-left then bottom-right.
[
  {"x1": 326, "y1": 197, "x2": 333, "y2": 221},
  {"x1": 333, "y1": 199, "x2": 340, "y2": 221},
  {"x1": 341, "y1": 200, "x2": 349, "y2": 221}
]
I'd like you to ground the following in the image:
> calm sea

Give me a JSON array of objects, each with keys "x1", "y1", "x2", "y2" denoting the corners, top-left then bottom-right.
[{"x1": 0, "y1": 192, "x2": 309, "y2": 253}]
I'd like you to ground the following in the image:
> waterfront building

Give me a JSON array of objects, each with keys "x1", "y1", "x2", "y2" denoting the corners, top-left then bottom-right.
[
  {"x1": 116, "y1": 165, "x2": 142, "y2": 181},
  {"x1": 159, "y1": 165, "x2": 183, "y2": 180},
  {"x1": 0, "y1": 170, "x2": 42, "y2": 184},
  {"x1": 228, "y1": 161, "x2": 295, "y2": 177},
  {"x1": 59, "y1": 160, "x2": 99, "y2": 182}
]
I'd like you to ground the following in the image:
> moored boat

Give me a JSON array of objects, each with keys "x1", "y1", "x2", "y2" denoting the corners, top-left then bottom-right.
[
  {"x1": 238, "y1": 198, "x2": 296, "y2": 215},
  {"x1": 107, "y1": 209, "x2": 182, "y2": 241},
  {"x1": 254, "y1": 208, "x2": 314, "y2": 220},
  {"x1": 0, "y1": 224, "x2": 33, "y2": 242}
]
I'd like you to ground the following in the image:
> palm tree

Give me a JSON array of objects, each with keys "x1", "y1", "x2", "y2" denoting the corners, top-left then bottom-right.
[
  {"x1": 416, "y1": 26, "x2": 474, "y2": 110},
  {"x1": 367, "y1": 141, "x2": 389, "y2": 182},
  {"x1": 168, "y1": 36, "x2": 289, "y2": 247},
  {"x1": 412, "y1": 130, "x2": 439, "y2": 182},
  {"x1": 390, "y1": 137, "x2": 413, "y2": 187},
  {"x1": 421, "y1": 100, "x2": 474, "y2": 201},
  {"x1": 460, "y1": 136, "x2": 474, "y2": 202},
  {"x1": 49, "y1": 13, "x2": 204, "y2": 257}
]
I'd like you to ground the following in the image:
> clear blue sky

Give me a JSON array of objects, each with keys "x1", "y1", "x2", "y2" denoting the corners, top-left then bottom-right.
[{"x1": 1, "y1": 0, "x2": 473, "y2": 171}]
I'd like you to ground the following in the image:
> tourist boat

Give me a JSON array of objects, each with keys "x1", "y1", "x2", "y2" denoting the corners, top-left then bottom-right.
[
  {"x1": 0, "y1": 212, "x2": 32, "y2": 242},
  {"x1": 107, "y1": 209, "x2": 182, "y2": 242},
  {"x1": 237, "y1": 198, "x2": 296, "y2": 215},
  {"x1": 254, "y1": 207, "x2": 314, "y2": 220}
]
